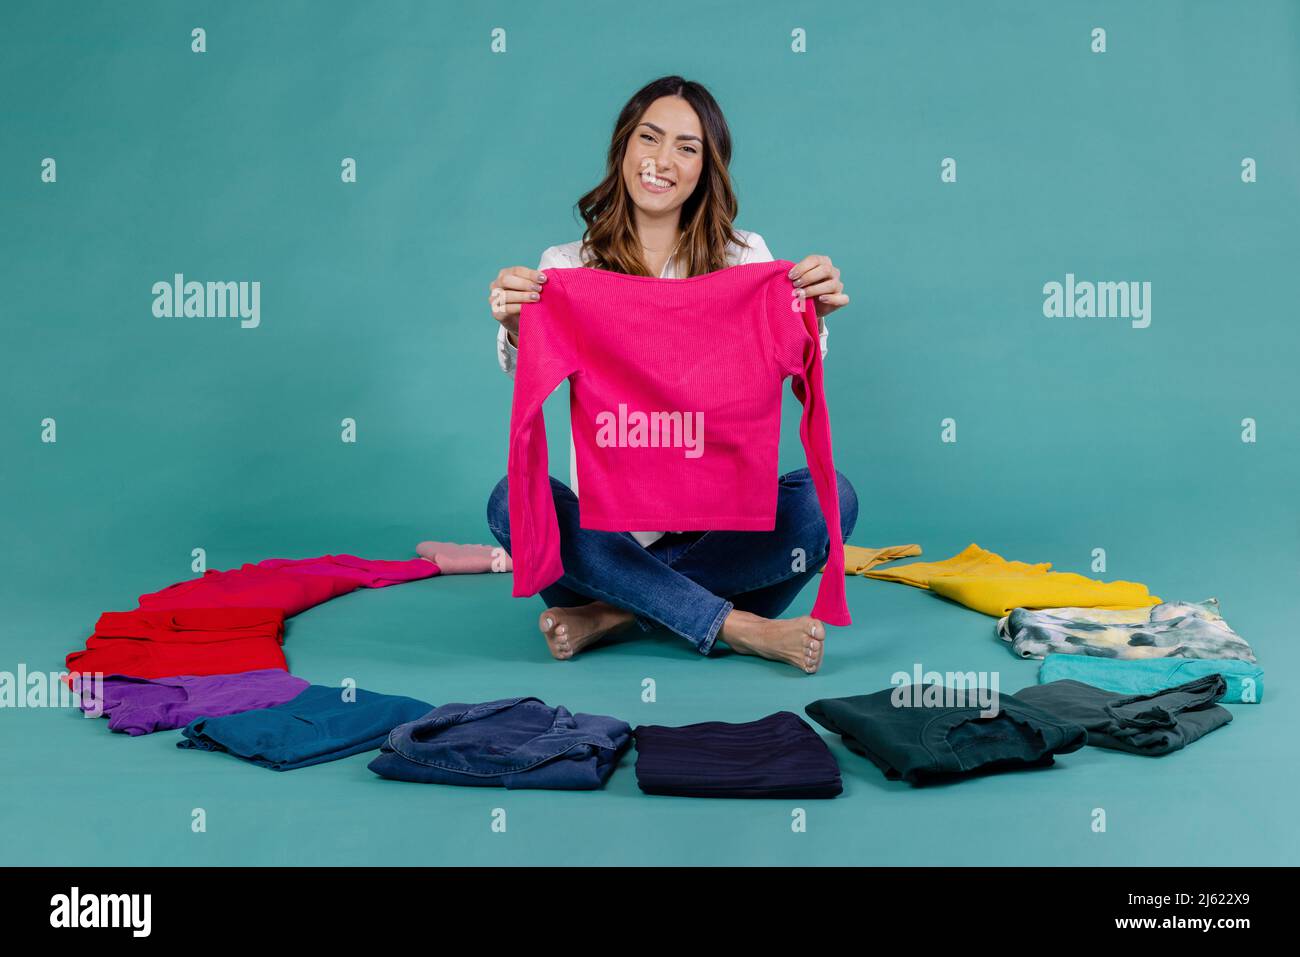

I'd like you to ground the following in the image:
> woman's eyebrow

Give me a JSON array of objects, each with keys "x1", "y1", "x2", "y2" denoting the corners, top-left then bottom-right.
[{"x1": 639, "y1": 122, "x2": 703, "y2": 143}]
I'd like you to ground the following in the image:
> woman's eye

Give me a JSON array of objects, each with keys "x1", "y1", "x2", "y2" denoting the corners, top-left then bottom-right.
[{"x1": 640, "y1": 133, "x2": 656, "y2": 143}]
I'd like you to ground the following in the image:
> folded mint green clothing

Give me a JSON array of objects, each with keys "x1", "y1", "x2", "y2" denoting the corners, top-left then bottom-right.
[{"x1": 1038, "y1": 655, "x2": 1263, "y2": 703}]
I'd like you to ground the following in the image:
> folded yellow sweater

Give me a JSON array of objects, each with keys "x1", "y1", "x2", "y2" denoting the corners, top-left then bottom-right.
[
  {"x1": 863, "y1": 543, "x2": 1160, "y2": 616},
  {"x1": 862, "y1": 543, "x2": 1049, "y2": 588},
  {"x1": 928, "y1": 572, "x2": 1160, "y2": 618},
  {"x1": 827, "y1": 543, "x2": 923, "y2": 576}
]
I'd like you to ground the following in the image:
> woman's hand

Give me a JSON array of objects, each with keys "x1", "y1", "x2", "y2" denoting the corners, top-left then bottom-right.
[
  {"x1": 488, "y1": 266, "x2": 548, "y2": 343},
  {"x1": 788, "y1": 255, "x2": 849, "y2": 319}
]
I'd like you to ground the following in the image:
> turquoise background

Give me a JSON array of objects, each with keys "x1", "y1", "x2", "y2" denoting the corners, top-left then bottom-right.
[{"x1": 2, "y1": 0, "x2": 1297, "y2": 865}]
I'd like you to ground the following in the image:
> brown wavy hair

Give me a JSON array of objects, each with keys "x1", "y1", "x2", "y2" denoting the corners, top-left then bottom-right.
[{"x1": 575, "y1": 76, "x2": 747, "y2": 277}]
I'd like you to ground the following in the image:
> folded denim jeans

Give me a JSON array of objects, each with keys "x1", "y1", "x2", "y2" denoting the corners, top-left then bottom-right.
[
  {"x1": 368, "y1": 696, "x2": 631, "y2": 790},
  {"x1": 178, "y1": 684, "x2": 433, "y2": 770},
  {"x1": 1013, "y1": 675, "x2": 1232, "y2": 755},
  {"x1": 805, "y1": 688, "x2": 1087, "y2": 786}
]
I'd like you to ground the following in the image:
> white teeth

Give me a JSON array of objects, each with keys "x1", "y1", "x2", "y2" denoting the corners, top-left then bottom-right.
[{"x1": 642, "y1": 173, "x2": 673, "y2": 188}]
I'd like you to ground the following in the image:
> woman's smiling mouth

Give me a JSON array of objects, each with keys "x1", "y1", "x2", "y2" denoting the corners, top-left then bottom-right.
[{"x1": 640, "y1": 170, "x2": 675, "y2": 193}]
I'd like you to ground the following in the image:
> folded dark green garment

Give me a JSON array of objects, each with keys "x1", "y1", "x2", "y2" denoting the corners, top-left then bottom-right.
[
  {"x1": 805, "y1": 689, "x2": 1086, "y2": 786},
  {"x1": 1013, "y1": 675, "x2": 1232, "y2": 756}
]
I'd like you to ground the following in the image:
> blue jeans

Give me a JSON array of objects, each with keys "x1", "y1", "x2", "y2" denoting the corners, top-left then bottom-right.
[
  {"x1": 368, "y1": 697, "x2": 631, "y2": 790},
  {"x1": 485, "y1": 468, "x2": 859, "y2": 656}
]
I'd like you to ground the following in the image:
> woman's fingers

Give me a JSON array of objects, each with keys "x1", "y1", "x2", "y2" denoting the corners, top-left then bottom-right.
[
  {"x1": 792, "y1": 258, "x2": 839, "y2": 294},
  {"x1": 790, "y1": 255, "x2": 848, "y2": 316},
  {"x1": 813, "y1": 291, "x2": 850, "y2": 317},
  {"x1": 492, "y1": 267, "x2": 545, "y2": 293},
  {"x1": 799, "y1": 276, "x2": 843, "y2": 298},
  {"x1": 788, "y1": 254, "x2": 830, "y2": 287},
  {"x1": 489, "y1": 267, "x2": 548, "y2": 322},
  {"x1": 488, "y1": 287, "x2": 539, "y2": 311}
]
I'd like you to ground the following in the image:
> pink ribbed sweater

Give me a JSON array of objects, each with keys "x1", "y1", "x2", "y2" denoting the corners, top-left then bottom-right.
[{"x1": 507, "y1": 260, "x2": 850, "y2": 625}]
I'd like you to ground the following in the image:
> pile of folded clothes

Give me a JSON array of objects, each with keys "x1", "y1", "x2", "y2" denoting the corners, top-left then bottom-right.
[
  {"x1": 798, "y1": 541, "x2": 1265, "y2": 786},
  {"x1": 66, "y1": 554, "x2": 441, "y2": 683},
  {"x1": 56, "y1": 539, "x2": 1263, "y2": 796}
]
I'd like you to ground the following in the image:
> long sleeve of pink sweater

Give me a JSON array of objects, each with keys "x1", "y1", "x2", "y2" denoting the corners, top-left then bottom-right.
[{"x1": 507, "y1": 260, "x2": 850, "y2": 625}]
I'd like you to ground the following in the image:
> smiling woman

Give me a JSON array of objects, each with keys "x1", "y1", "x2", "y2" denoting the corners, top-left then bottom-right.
[
  {"x1": 583, "y1": 78, "x2": 729, "y2": 278},
  {"x1": 485, "y1": 75, "x2": 855, "y2": 675}
]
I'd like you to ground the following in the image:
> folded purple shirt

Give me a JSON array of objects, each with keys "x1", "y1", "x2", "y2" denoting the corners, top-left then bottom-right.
[{"x1": 78, "y1": 669, "x2": 310, "y2": 736}]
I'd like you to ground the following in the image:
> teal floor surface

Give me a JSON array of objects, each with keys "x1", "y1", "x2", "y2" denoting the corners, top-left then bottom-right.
[{"x1": 2, "y1": 531, "x2": 1293, "y2": 866}]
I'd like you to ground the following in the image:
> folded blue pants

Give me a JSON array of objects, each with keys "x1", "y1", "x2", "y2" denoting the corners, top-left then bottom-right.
[
  {"x1": 178, "y1": 684, "x2": 433, "y2": 771},
  {"x1": 368, "y1": 696, "x2": 631, "y2": 789}
]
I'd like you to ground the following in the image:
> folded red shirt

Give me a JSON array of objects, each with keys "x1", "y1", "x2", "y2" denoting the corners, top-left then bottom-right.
[
  {"x1": 92, "y1": 607, "x2": 286, "y2": 643},
  {"x1": 65, "y1": 607, "x2": 288, "y2": 680},
  {"x1": 67, "y1": 556, "x2": 441, "y2": 682}
]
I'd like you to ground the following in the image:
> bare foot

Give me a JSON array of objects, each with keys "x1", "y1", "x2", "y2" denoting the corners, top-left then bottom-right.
[
  {"x1": 718, "y1": 609, "x2": 825, "y2": 674},
  {"x1": 539, "y1": 601, "x2": 635, "y2": 660}
]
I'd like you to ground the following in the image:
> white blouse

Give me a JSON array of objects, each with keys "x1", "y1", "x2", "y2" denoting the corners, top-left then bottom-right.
[{"x1": 496, "y1": 229, "x2": 830, "y2": 548}]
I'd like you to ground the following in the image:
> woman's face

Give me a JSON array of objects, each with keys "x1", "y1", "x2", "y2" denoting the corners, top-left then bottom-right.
[{"x1": 621, "y1": 95, "x2": 705, "y2": 218}]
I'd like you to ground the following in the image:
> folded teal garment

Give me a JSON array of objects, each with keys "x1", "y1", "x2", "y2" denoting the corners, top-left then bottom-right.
[{"x1": 1037, "y1": 655, "x2": 1263, "y2": 703}]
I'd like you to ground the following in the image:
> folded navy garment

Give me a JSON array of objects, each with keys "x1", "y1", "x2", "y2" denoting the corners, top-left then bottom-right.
[
  {"x1": 805, "y1": 689, "x2": 1087, "y2": 787},
  {"x1": 1013, "y1": 675, "x2": 1232, "y2": 756},
  {"x1": 368, "y1": 696, "x2": 631, "y2": 790},
  {"x1": 178, "y1": 684, "x2": 433, "y2": 771},
  {"x1": 632, "y1": 711, "x2": 842, "y2": 798}
]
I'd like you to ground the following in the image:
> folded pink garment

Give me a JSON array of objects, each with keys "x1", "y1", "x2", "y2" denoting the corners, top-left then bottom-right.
[
  {"x1": 137, "y1": 566, "x2": 360, "y2": 616},
  {"x1": 415, "y1": 541, "x2": 513, "y2": 574},
  {"x1": 254, "y1": 554, "x2": 441, "y2": 587},
  {"x1": 138, "y1": 554, "x2": 440, "y2": 616}
]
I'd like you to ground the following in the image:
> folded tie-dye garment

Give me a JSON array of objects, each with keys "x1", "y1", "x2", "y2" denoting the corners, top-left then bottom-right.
[{"x1": 996, "y1": 599, "x2": 1256, "y2": 662}]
